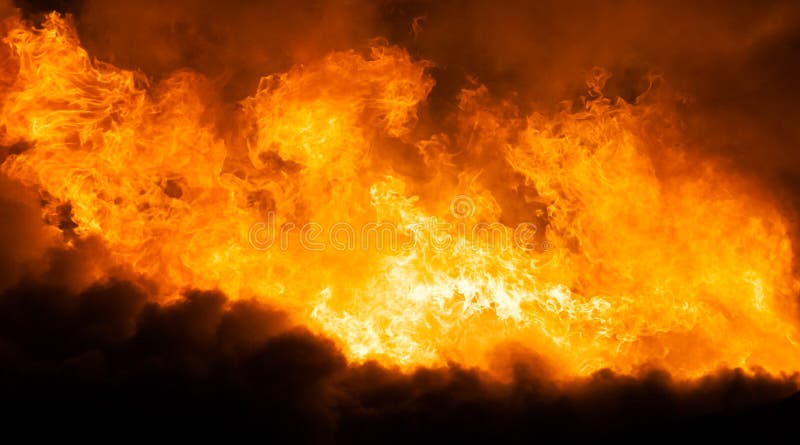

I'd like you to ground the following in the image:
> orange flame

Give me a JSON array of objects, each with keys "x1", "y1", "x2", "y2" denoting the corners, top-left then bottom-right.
[{"x1": 2, "y1": 13, "x2": 799, "y2": 378}]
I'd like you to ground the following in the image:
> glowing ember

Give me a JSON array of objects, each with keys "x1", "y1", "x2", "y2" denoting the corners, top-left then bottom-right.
[{"x1": 2, "y1": 13, "x2": 798, "y2": 378}]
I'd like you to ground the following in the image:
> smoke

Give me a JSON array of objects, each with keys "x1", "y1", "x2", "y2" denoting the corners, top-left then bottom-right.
[
  {"x1": 64, "y1": 0, "x2": 385, "y2": 101},
  {"x1": 3, "y1": 0, "x2": 800, "y2": 441}
]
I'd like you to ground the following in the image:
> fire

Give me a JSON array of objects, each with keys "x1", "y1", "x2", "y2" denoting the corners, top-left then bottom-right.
[{"x1": 2, "y1": 13, "x2": 799, "y2": 378}]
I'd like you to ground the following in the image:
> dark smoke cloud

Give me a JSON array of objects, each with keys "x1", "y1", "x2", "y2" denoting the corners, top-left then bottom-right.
[
  {"x1": 0, "y1": 176, "x2": 55, "y2": 290},
  {"x1": 3, "y1": 0, "x2": 800, "y2": 442},
  {"x1": 68, "y1": 0, "x2": 383, "y2": 101}
]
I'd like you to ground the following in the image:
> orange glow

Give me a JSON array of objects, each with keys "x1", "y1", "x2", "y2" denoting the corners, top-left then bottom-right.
[{"x1": 2, "y1": 13, "x2": 799, "y2": 379}]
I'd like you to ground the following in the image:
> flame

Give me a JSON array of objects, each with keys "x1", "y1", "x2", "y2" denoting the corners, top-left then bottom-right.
[{"x1": 2, "y1": 13, "x2": 799, "y2": 378}]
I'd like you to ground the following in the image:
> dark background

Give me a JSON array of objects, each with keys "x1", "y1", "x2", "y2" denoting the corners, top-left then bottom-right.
[{"x1": 2, "y1": 0, "x2": 800, "y2": 442}]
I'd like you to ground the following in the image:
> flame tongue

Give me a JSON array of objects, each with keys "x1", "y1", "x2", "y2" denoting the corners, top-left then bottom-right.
[{"x1": 1, "y1": 13, "x2": 798, "y2": 378}]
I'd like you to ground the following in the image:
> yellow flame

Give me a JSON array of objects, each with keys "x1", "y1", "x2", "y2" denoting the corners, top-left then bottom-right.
[{"x1": 1, "y1": 14, "x2": 798, "y2": 378}]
